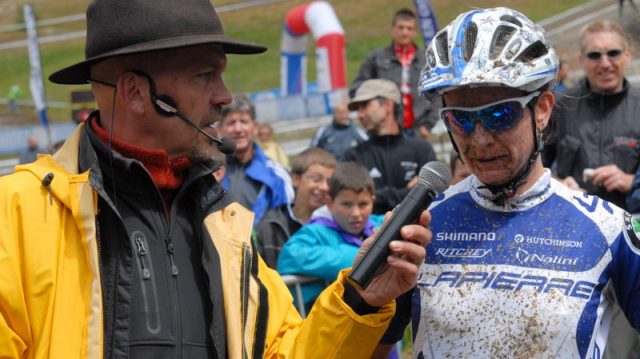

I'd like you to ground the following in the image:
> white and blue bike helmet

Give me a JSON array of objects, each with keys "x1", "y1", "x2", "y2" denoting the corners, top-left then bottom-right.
[
  {"x1": 419, "y1": 7, "x2": 558, "y2": 99},
  {"x1": 419, "y1": 8, "x2": 559, "y2": 204}
]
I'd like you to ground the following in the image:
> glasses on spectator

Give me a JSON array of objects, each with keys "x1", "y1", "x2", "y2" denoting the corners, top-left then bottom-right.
[
  {"x1": 585, "y1": 49, "x2": 624, "y2": 61},
  {"x1": 440, "y1": 91, "x2": 540, "y2": 136}
]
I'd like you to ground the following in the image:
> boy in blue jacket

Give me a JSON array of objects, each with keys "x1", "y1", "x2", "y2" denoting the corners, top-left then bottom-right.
[{"x1": 278, "y1": 162, "x2": 384, "y2": 310}]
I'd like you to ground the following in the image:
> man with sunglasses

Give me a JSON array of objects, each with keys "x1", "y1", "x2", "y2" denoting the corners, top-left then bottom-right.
[
  {"x1": 546, "y1": 20, "x2": 640, "y2": 212},
  {"x1": 376, "y1": 8, "x2": 640, "y2": 358}
]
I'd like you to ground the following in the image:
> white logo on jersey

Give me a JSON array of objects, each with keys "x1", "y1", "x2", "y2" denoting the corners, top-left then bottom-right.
[
  {"x1": 515, "y1": 248, "x2": 578, "y2": 266},
  {"x1": 435, "y1": 248, "x2": 492, "y2": 258},
  {"x1": 514, "y1": 234, "x2": 582, "y2": 248},
  {"x1": 435, "y1": 232, "x2": 497, "y2": 241}
]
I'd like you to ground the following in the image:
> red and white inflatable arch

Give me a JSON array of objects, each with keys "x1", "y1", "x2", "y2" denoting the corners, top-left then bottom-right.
[{"x1": 281, "y1": 1, "x2": 346, "y2": 96}]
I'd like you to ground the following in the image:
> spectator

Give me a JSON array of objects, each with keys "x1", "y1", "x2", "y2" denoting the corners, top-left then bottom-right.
[
  {"x1": 0, "y1": 0, "x2": 430, "y2": 357},
  {"x1": 553, "y1": 60, "x2": 570, "y2": 94},
  {"x1": 7, "y1": 84, "x2": 22, "y2": 113},
  {"x1": 219, "y1": 95, "x2": 295, "y2": 224},
  {"x1": 277, "y1": 161, "x2": 383, "y2": 310},
  {"x1": 345, "y1": 78, "x2": 436, "y2": 214},
  {"x1": 257, "y1": 122, "x2": 290, "y2": 169},
  {"x1": 619, "y1": 0, "x2": 639, "y2": 17},
  {"x1": 378, "y1": 7, "x2": 640, "y2": 358},
  {"x1": 254, "y1": 147, "x2": 337, "y2": 268},
  {"x1": 351, "y1": 8, "x2": 441, "y2": 138},
  {"x1": 18, "y1": 134, "x2": 41, "y2": 164},
  {"x1": 310, "y1": 102, "x2": 368, "y2": 161},
  {"x1": 546, "y1": 20, "x2": 640, "y2": 211}
]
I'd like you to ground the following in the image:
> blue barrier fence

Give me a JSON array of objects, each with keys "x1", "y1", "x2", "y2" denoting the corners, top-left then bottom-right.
[
  {"x1": 0, "y1": 122, "x2": 76, "y2": 154},
  {"x1": 253, "y1": 89, "x2": 348, "y2": 122}
]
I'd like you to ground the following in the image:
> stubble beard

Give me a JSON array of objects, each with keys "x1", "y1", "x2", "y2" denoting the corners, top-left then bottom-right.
[{"x1": 189, "y1": 139, "x2": 219, "y2": 162}]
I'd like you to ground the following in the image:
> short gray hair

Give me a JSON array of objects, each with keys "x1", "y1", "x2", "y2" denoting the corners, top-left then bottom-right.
[{"x1": 222, "y1": 94, "x2": 255, "y2": 120}]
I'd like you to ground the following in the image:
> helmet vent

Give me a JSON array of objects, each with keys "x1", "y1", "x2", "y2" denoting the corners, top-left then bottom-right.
[
  {"x1": 500, "y1": 15, "x2": 522, "y2": 27},
  {"x1": 516, "y1": 41, "x2": 549, "y2": 62},
  {"x1": 435, "y1": 32, "x2": 449, "y2": 66},
  {"x1": 463, "y1": 22, "x2": 477, "y2": 61},
  {"x1": 489, "y1": 25, "x2": 516, "y2": 59},
  {"x1": 426, "y1": 47, "x2": 437, "y2": 68}
]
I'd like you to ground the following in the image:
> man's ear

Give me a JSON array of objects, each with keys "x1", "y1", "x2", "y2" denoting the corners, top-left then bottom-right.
[
  {"x1": 535, "y1": 90, "x2": 555, "y2": 131},
  {"x1": 117, "y1": 72, "x2": 146, "y2": 115}
]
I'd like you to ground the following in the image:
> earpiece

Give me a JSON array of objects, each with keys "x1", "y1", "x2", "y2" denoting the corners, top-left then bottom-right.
[
  {"x1": 131, "y1": 69, "x2": 236, "y2": 155},
  {"x1": 132, "y1": 70, "x2": 178, "y2": 116}
]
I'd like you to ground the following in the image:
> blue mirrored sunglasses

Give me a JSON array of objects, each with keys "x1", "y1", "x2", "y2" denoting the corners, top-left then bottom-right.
[{"x1": 440, "y1": 91, "x2": 540, "y2": 136}]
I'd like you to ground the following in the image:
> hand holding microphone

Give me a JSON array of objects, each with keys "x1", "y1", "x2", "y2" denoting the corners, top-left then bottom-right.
[{"x1": 348, "y1": 162, "x2": 451, "y2": 306}]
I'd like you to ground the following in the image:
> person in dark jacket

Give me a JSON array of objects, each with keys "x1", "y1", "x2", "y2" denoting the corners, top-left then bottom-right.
[
  {"x1": 544, "y1": 20, "x2": 640, "y2": 359},
  {"x1": 545, "y1": 20, "x2": 640, "y2": 211},
  {"x1": 254, "y1": 147, "x2": 336, "y2": 268},
  {"x1": 345, "y1": 79, "x2": 436, "y2": 214},
  {"x1": 350, "y1": 8, "x2": 440, "y2": 139},
  {"x1": 310, "y1": 103, "x2": 368, "y2": 161}
]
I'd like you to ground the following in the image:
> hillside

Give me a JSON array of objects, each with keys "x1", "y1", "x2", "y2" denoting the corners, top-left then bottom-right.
[{"x1": 0, "y1": 0, "x2": 589, "y2": 121}]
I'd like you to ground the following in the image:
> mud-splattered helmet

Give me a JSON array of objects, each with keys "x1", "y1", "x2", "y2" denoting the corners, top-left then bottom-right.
[{"x1": 418, "y1": 7, "x2": 558, "y2": 99}]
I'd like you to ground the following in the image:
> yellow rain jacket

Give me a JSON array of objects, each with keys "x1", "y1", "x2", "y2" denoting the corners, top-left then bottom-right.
[{"x1": 0, "y1": 125, "x2": 395, "y2": 358}]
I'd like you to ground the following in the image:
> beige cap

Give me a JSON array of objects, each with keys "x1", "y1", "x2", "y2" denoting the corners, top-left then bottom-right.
[{"x1": 348, "y1": 79, "x2": 401, "y2": 110}]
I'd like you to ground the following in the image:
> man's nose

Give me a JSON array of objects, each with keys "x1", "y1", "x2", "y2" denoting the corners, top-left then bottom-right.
[
  {"x1": 212, "y1": 82, "x2": 232, "y2": 106},
  {"x1": 598, "y1": 55, "x2": 615, "y2": 67}
]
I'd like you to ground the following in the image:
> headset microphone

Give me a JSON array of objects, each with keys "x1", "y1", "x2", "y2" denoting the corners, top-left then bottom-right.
[{"x1": 133, "y1": 70, "x2": 236, "y2": 155}]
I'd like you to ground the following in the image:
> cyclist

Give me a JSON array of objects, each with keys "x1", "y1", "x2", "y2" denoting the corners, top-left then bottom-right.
[{"x1": 380, "y1": 7, "x2": 640, "y2": 358}]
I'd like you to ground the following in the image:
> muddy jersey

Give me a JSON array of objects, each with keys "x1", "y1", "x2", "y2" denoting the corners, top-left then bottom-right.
[{"x1": 412, "y1": 170, "x2": 640, "y2": 359}]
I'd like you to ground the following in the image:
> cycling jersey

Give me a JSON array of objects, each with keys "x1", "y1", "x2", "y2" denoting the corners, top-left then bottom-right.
[{"x1": 411, "y1": 170, "x2": 640, "y2": 358}]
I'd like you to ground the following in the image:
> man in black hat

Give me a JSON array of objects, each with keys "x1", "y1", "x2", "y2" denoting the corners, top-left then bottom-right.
[{"x1": 0, "y1": 0, "x2": 430, "y2": 358}]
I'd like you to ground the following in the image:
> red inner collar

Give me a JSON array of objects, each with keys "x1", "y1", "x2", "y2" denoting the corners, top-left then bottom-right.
[{"x1": 90, "y1": 119, "x2": 191, "y2": 191}]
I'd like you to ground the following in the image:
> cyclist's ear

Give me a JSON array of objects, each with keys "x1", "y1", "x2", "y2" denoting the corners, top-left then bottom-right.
[{"x1": 534, "y1": 91, "x2": 555, "y2": 132}]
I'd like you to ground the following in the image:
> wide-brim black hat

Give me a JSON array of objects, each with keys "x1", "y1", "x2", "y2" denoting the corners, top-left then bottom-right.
[{"x1": 49, "y1": 0, "x2": 267, "y2": 85}]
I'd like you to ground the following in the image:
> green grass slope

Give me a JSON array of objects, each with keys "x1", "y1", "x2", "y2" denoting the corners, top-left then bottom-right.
[{"x1": 0, "y1": 0, "x2": 588, "y2": 121}]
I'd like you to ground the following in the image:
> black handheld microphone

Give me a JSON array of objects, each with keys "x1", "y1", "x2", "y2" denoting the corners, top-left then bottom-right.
[
  {"x1": 134, "y1": 70, "x2": 236, "y2": 155},
  {"x1": 349, "y1": 161, "x2": 451, "y2": 289}
]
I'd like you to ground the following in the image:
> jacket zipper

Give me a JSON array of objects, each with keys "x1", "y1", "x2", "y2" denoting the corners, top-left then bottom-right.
[
  {"x1": 132, "y1": 231, "x2": 161, "y2": 334},
  {"x1": 134, "y1": 233, "x2": 151, "y2": 279},
  {"x1": 164, "y1": 233, "x2": 179, "y2": 276},
  {"x1": 241, "y1": 243, "x2": 251, "y2": 359},
  {"x1": 165, "y1": 228, "x2": 182, "y2": 359},
  {"x1": 96, "y1": 220, "x2": 112, "y2": 359},
  {"x1": 599, "y1": 96, "x2": 604, "y2": 166}
]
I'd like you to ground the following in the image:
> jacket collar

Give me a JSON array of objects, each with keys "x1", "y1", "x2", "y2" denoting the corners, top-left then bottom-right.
[
  {"x1": 577, "y1": 77, "x2": 630, "y2": 105},
  {"x1": 370, "y1": 132, "x2": 403, "y2": 144}
]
